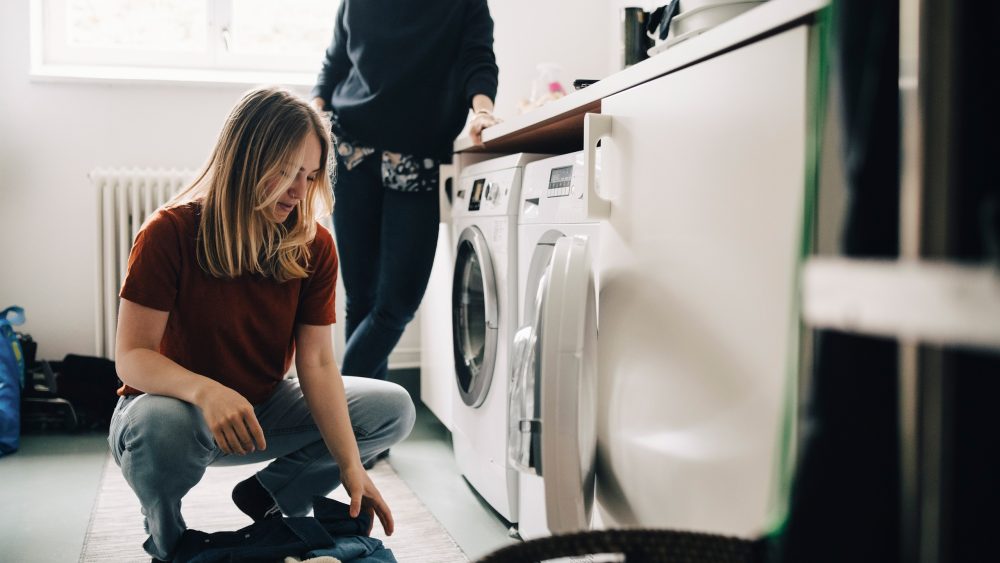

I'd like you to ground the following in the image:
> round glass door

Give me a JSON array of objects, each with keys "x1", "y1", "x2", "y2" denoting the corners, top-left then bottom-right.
[{"x1": 452, "y1": 226, "x2": 498, "y2": 407}]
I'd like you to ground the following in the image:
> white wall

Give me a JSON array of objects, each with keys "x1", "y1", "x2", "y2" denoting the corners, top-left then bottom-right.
[
  {"x1": 0, "y1": 3, "x2": 252, "y2": 360},
  {"x1": 0, "y1": 0, "x2": 617, "y2": 365},
  {"x1": 488, "y1": 0, "x2": 617, "y2": 119}
]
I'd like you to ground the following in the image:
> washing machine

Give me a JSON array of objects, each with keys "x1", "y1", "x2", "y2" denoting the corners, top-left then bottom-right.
[
  {"x1": 509, "y1": 150, "x2": 609, "y2": 538},
  {"x1": 451, "y1": 153, "x2": 550, "y2": 522}
]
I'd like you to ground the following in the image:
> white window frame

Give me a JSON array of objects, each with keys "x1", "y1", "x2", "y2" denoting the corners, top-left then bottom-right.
[{"x1": 29, "y1": 0, "x2": 333, "y2": 86}]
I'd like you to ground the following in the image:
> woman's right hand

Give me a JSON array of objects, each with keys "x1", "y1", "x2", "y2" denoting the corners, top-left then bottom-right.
[
  {"x1": 469, "y1": 110, "x2": 500, "y2": 146},
  {"x1": 195, "y1": 382, "x2": 267, "y2": 455},
  {"x1": 341, "y1": 461, "x2": 395, "y2": 536}
]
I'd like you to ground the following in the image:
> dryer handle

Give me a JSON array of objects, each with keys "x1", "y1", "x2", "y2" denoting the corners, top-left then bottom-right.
[{"x1": 583, "y1": 113, "x2": 613, "y2": 220}]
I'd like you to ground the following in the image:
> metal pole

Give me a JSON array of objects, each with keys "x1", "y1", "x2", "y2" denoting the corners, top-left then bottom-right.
[{"x1": 900, "y1": 0, "x2": 956, "y2": 560}]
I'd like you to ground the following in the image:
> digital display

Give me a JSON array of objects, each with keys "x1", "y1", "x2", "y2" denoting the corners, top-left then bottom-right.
[
  {"x1": 468, "y1": 178, "x2": 485, "y2": 211},
  {"x1": 547, "y1": 165, "x2": 573, "y2": 197},
  {"x1": 549, "y1": 166, "x2": 573, "y2": 185}
]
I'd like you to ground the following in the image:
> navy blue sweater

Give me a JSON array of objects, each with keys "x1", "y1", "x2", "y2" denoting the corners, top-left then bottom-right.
[{"x1": 311, "y1": 0, "x2": 499, "y2": 158}]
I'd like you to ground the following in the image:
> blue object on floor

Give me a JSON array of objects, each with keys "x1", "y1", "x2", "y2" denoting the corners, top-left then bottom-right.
[{"x1": 0, "y1": 305, "x2": 26, "y2": 457}]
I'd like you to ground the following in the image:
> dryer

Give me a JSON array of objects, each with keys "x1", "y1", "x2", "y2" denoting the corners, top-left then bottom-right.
[
  {"x1": 509, "y1": 150, "x2": 609, "y2": 539},
  {"x1": 451, "y1": 153, "x2": 549, "y2": 522}
]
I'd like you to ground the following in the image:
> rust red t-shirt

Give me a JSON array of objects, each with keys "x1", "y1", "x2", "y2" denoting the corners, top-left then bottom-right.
[{"x1": 118, "y1": 202, "x2": 338, "y2": 404}]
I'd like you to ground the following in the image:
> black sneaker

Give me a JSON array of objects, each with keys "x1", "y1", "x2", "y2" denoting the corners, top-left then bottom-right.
[
  {"x1": 363, "y1": 448, "x2": 391, "y2": 470},
  {"x1": 232, "y1": 475, "x2": 282, "y2": 521}
]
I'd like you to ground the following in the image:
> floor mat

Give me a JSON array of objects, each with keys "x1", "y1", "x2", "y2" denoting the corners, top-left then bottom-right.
[{"x1": 80, "y1": 456, "x2": 468, "y2": 562}]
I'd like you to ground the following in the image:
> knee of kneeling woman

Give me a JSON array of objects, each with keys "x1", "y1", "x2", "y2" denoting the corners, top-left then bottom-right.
[
  {"x1": 126, "y1": 396, "x2": 214, "y2": 456},
  {"x1": 385, "y1": 384, "x2": 417, "y2": 443}
]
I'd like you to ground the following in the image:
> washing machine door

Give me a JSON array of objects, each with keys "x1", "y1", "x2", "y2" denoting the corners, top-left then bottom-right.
[
  {"x1": 509, "y1": 232, "x2": 559, "y2": 476},
  {"x1": 452, "y1": 225, "x2": 498, "y2": 407},
  {"x1": 509, "y1": 281, "x2": 544, "y2": 476},
  {"x1": 511, "y1": 234, "x2": 598, "y2": 534}
]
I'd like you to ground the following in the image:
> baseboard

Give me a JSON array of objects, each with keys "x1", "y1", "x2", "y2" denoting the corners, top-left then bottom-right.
[{"x1": 387, "y1": 347, "x2": 420, "y2": 370}]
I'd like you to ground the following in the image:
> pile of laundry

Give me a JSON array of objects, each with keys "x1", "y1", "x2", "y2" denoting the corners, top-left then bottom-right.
[{"x1": 173, "y1": 497, "x2": 395, "y2": 563}]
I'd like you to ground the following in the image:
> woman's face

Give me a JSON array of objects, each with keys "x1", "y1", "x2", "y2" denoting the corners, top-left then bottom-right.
[{"x1": 271, "y1": 132, "x2": 322, "y2": 222}]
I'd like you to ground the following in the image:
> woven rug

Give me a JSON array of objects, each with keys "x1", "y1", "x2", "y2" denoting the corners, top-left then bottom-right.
[{"x1": 80, "y1": 456, "x2": 469, "y2": 562}]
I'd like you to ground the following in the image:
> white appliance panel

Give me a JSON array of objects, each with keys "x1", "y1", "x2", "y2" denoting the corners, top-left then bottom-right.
[
  {"x1": 594, "y1": 27, "x2": 809, "y2": 535},
  {"x1": 420, "y1": 223, "x2": 455, "y2": 429}
]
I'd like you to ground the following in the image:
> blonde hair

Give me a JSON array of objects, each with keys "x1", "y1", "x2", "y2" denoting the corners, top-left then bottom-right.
[{"x1": 170, "y1": 86, "x2": 334, "y2": 283}]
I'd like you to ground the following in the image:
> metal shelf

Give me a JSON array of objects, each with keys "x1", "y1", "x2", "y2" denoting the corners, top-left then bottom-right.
[{"x1": 803, "y1": 257, "x2": 1000, "y2": 349}]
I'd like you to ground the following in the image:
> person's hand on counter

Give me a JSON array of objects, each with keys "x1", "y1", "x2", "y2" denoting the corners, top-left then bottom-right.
[{"x1": 469, "y1": 93, "x2": 501, "y2": 146}]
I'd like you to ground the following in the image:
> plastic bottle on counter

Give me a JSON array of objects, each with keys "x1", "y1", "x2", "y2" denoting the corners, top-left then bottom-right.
[{"x1": 518, "y1": 63, "x2": 568, "y2": 114}]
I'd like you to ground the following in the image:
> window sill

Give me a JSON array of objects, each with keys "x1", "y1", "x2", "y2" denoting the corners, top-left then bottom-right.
[{"x1": 29, "y1": 63, "x2": 316, "y2": 88}]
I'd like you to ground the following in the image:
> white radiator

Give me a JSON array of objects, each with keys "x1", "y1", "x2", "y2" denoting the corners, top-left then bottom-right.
[{"x1": 92, "y1": 168, "x2": 194, "y2": 359}]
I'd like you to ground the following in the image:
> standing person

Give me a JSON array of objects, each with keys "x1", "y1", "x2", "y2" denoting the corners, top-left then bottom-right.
[
  {"x1": 110, "y1": 86, "x2": 415, "y2": 562},
  {"x1": 311, "y1": 0, "x2": 500, "y2": 382}
]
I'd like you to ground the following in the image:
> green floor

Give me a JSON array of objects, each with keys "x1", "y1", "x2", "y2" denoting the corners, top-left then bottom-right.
[{"x1": 0, "y1": 370, "x2": 516, "y2": 562}]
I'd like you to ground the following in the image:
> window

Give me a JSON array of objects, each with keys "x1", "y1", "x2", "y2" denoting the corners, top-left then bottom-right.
[{"x1": 31, "y1": 0, "x2": 339, "y2": 84}]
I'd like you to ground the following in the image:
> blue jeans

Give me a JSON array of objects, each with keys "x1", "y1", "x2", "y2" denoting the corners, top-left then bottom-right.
[
  {"x1": 107, "y1": 377, "x2": 415, "y2": 561},
  {"x1": 333, "y1": 154, "x2": 440, "y2": 380}
]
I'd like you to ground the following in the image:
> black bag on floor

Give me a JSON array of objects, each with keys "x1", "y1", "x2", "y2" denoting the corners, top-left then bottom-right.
[
  {"x1": 21, "y1": 360, "x2": 78, "y2": 431},
  {"x1": 56, "y1": 354, "x2": 120, "y2": 430}
]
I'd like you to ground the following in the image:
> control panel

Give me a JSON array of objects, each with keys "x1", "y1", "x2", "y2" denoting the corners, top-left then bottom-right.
[{"x1": 546, "y1": 165, "x2": 573, "y2": 198}]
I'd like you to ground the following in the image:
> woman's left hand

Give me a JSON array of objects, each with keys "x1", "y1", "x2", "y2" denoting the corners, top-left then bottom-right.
[
  {"x1": 469, "y1": 111, "x2": 501, "y2": 146},
  {"x1": 342, "y1": 461, "x2": 394, "y2": 536}
]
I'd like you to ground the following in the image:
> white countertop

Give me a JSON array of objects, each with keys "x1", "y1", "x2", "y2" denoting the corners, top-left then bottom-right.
[{"x1": 454, "y1": 0, "x2": 829, "y2": 154}]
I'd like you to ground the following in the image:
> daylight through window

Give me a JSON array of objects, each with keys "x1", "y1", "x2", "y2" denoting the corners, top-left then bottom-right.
[{"x1": 34, "y1": 0, "x2": 339, "y2": 81}]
